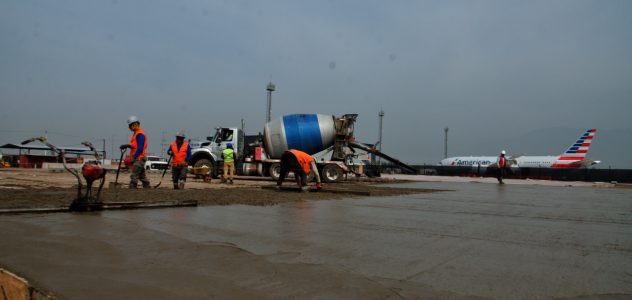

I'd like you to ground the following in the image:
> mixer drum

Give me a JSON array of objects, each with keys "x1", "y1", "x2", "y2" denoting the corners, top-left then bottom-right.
[{"x1": 263, "y1": 114, "x2": 336, "y2": 158}]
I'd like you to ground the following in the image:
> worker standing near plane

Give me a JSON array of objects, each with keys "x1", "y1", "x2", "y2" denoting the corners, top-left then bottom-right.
[
  {"x1": 168, "y1": 131, "x2": 191, "y2": 190},
  {"x1": 276, "y1": 149, "x2": 322, "y2": 192},
  {"x1": 121, "y1": 116, "x2": 151, "y2": 188},
  {"x1": 222, "y1": 143, "x2": 236, "y2": 184},
  {"x1": 497, "y1": 150, "x2": 507, "y2": 184}
]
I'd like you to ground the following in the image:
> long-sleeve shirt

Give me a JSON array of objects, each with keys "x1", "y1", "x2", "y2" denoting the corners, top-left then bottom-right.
[
  {"x1": 133, "y1": 133, "x2": 145, "y2": 159},
  {"x1": 167, "y1": 143, "x2": 192, "y2": 162}
]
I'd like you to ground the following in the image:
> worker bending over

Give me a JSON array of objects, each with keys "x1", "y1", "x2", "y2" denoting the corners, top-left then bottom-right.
[
  {"x1": 276, "y1": 149, "x2": 322, "y2": 192},
  {"x1": 222, "y1": 143, "x2": 236, "y2": 184},
  {"x1": 167, "y1": 131, "x2": 191, "y2": 189},
  {"x1": 121, "y1": 115, "x2": 150, "y2": 188}
]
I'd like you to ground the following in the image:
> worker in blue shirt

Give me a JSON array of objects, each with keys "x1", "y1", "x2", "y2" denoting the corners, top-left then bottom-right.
[
  {"x1": 167, "y1": 131, "x2": 192, "y2": 189},
  {"x1": 120, "y1": 116, "x2": 150, "y2": 188}
]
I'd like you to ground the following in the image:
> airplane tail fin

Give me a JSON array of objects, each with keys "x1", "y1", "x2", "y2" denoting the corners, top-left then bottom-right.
[{"x1": 551, "y1": 129, "x2": 596, "y2": 168}]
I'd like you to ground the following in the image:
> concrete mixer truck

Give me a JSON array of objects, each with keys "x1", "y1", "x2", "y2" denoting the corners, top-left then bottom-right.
[{"x1": 188, "y1": 114, "x2": 416, "y2": 182}]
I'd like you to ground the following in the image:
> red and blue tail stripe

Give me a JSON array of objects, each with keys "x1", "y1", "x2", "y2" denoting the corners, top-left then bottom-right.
[{"x1": 551, "y1": 129, "x2": 596, "y2": 168}]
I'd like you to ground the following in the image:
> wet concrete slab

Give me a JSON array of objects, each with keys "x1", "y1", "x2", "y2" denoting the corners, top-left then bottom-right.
[{"x1": 1, "y1": 182, "x2": 631, "y2": 299}]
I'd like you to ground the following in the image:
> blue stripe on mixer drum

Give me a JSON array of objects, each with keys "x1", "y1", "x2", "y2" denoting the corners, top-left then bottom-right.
[{"x1": 283, "y1": 114, "x2": 323, "y2": 154}]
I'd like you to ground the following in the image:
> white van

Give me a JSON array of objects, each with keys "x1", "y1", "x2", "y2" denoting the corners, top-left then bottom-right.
[{"x1": 145, "y1": 156, "x2": 169, "y2": 171}]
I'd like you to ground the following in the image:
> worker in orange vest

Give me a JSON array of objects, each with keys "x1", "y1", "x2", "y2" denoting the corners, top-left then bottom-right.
[
  {"x1": 120, "y1": 115, "x2": 150, "y2": 188},
  {"x1": 497, "y1": 150, "x2": 507, "y2": 184},
  {"x1": 276, "y1": 149, "x2": 322, "y2": 192},
  {"x1": 167, "y1": 131, "x2": 191, "y2": 189}
]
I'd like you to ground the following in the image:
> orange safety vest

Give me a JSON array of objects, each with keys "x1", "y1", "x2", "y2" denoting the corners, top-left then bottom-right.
[
  {"x1": 498, "y1": 156, "x2": 506, "y2": 168},
  {"x1": 289, "y1": 149, "x2": 314, "y2": 173},
  {"x1": 130, "y1": 128, "x2": 147, "y2": 159},
  {"x1": 170, "y1": 141, "x2": 189, "y2": 166}
]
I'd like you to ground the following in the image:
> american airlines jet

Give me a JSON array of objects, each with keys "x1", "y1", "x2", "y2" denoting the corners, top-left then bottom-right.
[{"x1": 439, "y1": 129, "x2": 599, "y2": 169}]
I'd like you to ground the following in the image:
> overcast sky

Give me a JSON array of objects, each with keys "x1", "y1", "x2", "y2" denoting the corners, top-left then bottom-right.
[{"x1": 1, "y1": 0, "x2": 631, "y2": 167}]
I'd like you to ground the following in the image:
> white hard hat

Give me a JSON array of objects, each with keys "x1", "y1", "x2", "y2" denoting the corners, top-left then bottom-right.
[
  {"x1": 501, "y1": 150, "x2": 506, "y2": 155},
  {"x1": 175, "y1": 131, "x2": 185, "y2": 138},
  {"x1": 127, "y1": 115, "x2": 139, "y2": 125}
]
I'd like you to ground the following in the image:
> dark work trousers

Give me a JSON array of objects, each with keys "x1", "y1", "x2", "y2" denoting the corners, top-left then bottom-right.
[
  {"x1": 130, "y1": 158, "x2": 150, "y2": 188},
  {"x1": 497, "y1": 168, "x2": 505, "y2": 184},
  {"x1": 172, "y1": 166, "x2": 187, "y2": 188},
  {"x1": 277, "y1": 153, "x2": 307, "y2": 187}
]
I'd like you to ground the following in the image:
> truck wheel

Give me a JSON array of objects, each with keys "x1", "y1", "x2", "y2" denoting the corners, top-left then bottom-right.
[
  {"x1": 322, "y1": 164, "x2": 343, "y2": 182},
  {"x1": 269, "y1": 163, "x2": 281, "y2": 181},
  {"x1": 193, "y1": 159, "x2": 214, "y2": 179}
]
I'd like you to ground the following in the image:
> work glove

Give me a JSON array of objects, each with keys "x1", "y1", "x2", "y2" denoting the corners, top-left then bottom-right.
[
  {"x1": 316, "y1": 182, "x2": 322, "y2": 190},
  {"x1": 120, "y1": 144, "x2": 131, "y2": 150}
]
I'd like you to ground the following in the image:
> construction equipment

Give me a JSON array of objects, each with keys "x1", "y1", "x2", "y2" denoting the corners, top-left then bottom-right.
[
  {"x1": 191, "y1": 165, "x2": 211, "y2": 182},
  {"x1": 0, "y1": 152, "x2": 10, "y2": 168},
  {"x1": 79, "y1": 141, "x2": 106, "y2": 206},
  {"x1": 189, "y1": 114, "x2": 417, "y2": 182},
  {"x1": 21, "y1": 137, "x2": 104, "y2": 211}
]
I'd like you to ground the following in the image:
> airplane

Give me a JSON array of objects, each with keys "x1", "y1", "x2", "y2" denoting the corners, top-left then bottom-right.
[{"x1": 438, "y1": 129, "x2": 600, "y2": 169}]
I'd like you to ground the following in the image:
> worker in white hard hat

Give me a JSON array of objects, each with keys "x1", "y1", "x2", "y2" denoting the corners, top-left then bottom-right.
[
  {"x1": 120, "y1": 115, "x2": 150, "y2": 188},
  {"x1": 497, "y1": 150, "x2": 507, "y2": 184},
  {"x1": 167, "y1": 131, "x2": 191, "y2": 189}
]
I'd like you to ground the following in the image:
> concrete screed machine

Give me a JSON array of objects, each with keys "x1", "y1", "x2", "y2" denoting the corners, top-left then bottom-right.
[{"x1": 188, "y1": 114, "x2": 416, "y2": 183}]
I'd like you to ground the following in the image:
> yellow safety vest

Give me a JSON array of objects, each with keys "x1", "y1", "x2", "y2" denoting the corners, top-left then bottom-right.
[{"x1": 223, "y1": 148, "x2": 235, "y2": 163}]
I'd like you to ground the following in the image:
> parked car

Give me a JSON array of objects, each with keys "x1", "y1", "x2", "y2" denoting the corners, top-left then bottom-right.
[{"x1": 145, "y1": 156, "x2": 169, "y2": 170}]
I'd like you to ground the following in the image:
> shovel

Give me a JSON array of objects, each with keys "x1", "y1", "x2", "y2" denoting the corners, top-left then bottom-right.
[
  {"x1": 109, "y1": 148, "x2": 127, "y2": 189},
  {"x1": 154, "y1": 155, "x2": 172, "y2": 188}
]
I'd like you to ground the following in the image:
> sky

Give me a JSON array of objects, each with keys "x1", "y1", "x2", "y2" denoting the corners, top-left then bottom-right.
[{"x1": 1, "y1": 0, "x2": 631, "y2": 167}]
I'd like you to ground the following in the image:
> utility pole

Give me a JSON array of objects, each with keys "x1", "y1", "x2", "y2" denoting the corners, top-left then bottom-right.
[
  {"x1": 378, "y1": 110, "x2": 384, "y2": 165},
  {"x1": 44, "y1": 130, "x2": 48, "y2": 156},
  {"x1": 160, "y1": 132, "x2": 167, "y2": 159},
  {"x1": 102, "y1": 138, "x2": 106, "y2": 160},
  {"x1": 444, "y1": 127, "x2": 449, "y2": 159},
  {"x1": 266, "y1": 82, "x2": 275, "y2": 123}
]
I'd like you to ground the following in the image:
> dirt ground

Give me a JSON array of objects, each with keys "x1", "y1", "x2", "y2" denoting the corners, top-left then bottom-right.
[{"x1": 0, "y1": 168, "x2": 436, "y2": 209}]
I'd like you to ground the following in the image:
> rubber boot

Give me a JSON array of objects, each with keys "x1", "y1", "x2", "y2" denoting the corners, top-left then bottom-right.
[{"x1": 173, "y1": 183, "x2": 179, "y2": 190}]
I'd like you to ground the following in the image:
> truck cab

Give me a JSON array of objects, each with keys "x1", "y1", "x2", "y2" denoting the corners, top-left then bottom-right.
[{"x1": 189, "y1": 127, "x2": 244, "y2": 178}]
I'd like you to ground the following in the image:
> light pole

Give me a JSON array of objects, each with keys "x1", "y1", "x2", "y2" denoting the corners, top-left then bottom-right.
[
  {"x1": 378, "y1": 110, "x2": 384, "y2": 166},
  {"x1": 266, "y1": 82, "x2": 275, "y2": 123},
  {"x1": 444, "y1": 127, "x2": 449, "y2": 159}
]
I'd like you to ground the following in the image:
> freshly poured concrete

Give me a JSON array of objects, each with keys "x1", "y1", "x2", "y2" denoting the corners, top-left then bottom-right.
[{"x1": 1, "y1": 182, "x2": 631, "y2": 299}]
